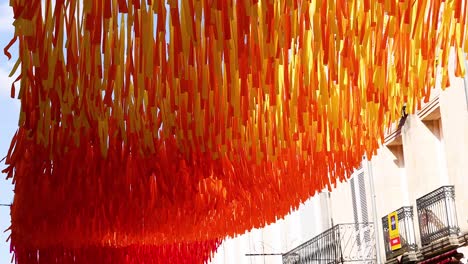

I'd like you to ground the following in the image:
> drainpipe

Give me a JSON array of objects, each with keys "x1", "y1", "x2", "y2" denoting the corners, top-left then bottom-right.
[
  {"x1": 366, "y1": 156, "x2": 383, "y2": 264},
  {"x1": 326, "y1": 191, "x2": 334, "y2": 228},
  {"x1": 464, "y1": 58, "x2": 468, "y2": 111}
]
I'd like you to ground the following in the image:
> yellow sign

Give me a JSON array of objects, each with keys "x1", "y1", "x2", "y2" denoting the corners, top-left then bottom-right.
[{"x1": 388, "y1": 211, "x2": 401, "y2": 251}]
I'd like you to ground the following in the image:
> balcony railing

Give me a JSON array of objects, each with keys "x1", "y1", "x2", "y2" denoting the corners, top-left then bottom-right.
[
  {"x1": 282, "y1": 223, "x2": 376, "y2": 264},
  {"x1": 381, "y1": 206, "x2": 418, "y2": 260},
  {"x1": 416, "y1": 186, "x2": 460, "y2": 246}
]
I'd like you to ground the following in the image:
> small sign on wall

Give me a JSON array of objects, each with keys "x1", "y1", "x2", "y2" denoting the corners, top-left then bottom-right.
[{"x1": 388, "y1": 211, "x2": 402, "y2": 251}]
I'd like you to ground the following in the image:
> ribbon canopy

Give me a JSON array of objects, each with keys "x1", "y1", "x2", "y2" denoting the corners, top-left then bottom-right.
[{"x1": 3, "y1": 0, "x2": 467, "y2": 263}]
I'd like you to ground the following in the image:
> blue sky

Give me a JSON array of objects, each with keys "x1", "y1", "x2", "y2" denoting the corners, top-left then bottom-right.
[{"x1": 0, "y1": 0, "x2": 19, "y2": 262}]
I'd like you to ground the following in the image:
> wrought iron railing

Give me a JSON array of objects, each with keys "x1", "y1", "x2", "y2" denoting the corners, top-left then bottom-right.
[
  {"x1": 381, "y1": 206, "x2": 417, "y2": 260},
  {"x1": 416, "y1": 186, "x2": 460, "y2": 246},
  {"x1": 282, "y1": 223, "x2": 376, "y2": 264}
]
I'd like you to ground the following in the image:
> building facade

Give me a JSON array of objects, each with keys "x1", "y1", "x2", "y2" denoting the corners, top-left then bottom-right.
[{"x1": 209, "y1": 57, "x2": 468, "y2": 264}]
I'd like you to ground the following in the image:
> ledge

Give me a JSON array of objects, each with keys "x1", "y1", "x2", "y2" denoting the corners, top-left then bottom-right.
[
  {"x1": 420, "y1": 235, "x2": 460, "y2": 259},
  {"x1": 418, "y1": 95, "x2": 441, "y2": 121}
]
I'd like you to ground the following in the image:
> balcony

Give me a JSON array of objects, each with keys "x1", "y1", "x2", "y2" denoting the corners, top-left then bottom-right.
[
  {"x1": 282, "y1": 223, "x2": 376, "y2": 264},
  {"x1": 416, "y1": 186, "x2": 460, "y2": 246},
  {"x1": 381, "y1": 206, "x2": 418, "y2": 261}
]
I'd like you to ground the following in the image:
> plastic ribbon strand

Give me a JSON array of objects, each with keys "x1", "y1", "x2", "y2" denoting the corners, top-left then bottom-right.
[
  {"x1": 13, "y1": 241, "x2": 222, "y2": 264},
  {"x1": 3, "y1": 0, "x2": 467, "y2": 263}
]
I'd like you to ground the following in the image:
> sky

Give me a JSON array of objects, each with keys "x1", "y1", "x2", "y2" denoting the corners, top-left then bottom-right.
[{"x1": 0, "y1": 0, "x2": 19, "y2": 263}]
